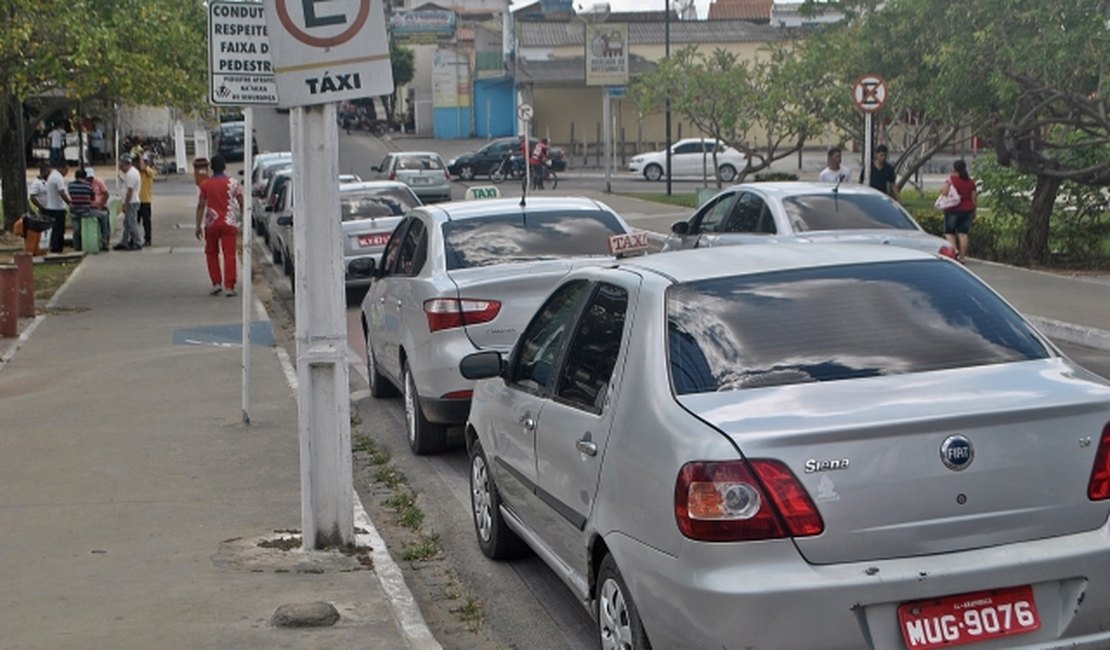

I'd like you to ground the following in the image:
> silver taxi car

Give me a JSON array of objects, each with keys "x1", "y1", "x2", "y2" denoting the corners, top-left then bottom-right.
[
  {"x1": 360, "y1": 197, "x2": 634, "y2": 455},
  {"x1": 662, "y1": 181, "x2": 957, "y2": 259},
  {"x1": 460, "y1": 243, "x2": 1110, "y2": 650}
]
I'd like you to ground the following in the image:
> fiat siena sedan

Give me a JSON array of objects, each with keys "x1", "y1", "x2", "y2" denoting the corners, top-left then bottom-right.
[
  {"x1": 360, "y1": 197, "x2": 634, "y2": 455},
  {"x1": 661, "y1": 182, "x2": 957, "y2": 259},
  {"x1": 459, "y1": 243, "x2": 1110, "y2": 650}
]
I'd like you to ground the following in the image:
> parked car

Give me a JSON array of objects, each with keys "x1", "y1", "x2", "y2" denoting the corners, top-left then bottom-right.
[
  {"x1": 629, "y1": 137, "x2": 746, "y2": 182},
  {"x1": 273, "y1": 180, "x2": 420, "y2": 289},
  {"x1": 213, "y1": 121, "x2": 257, "y2": 162},
  {"x1": 459, "y1": 241, "x2": 1110, "y2": 650},
  {"x1": 371, "y1": 151, "x2": 452, "y2": 203},
  {"x1": 264, "y1": 169, "x2": 363, "y2": 259},
  {"x1": 447, "y1": 137, "x2": 567, "y2": 181},
  {"x1": 661, "y1": 182, "x2": 957, "y2": 259},
  {"x1": 360, "y1": 197, "x2": 635, "y2": 455},
  {"x1": 248, "y1": 153, "x2": 292, "y2": 236}
]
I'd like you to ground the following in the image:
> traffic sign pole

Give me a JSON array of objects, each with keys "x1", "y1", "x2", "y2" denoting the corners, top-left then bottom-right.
[
  {"x1": 241, "y1": 107, "x2": 254, "y2": 425},
  {"x1": 852, "y1": 74, "x2": 888, "y2": 190}
]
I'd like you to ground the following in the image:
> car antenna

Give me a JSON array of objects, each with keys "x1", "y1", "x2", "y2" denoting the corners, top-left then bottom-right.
[{"x1": 833, "y1": 175, "x2": 842, "y2": 194}]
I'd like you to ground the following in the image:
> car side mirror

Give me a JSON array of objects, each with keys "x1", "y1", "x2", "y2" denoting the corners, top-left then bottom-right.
[
  {"x1": 371, "y1": 165, "x2": 381, "y2": 172},
  {"x1": 459, "y1": 350, "x2": 505, "y2": 380},
  {"x1": 347, "y1": 257, "x2": 375, "y2": 278},
  {"x1": 276, "y1": 215, "x2": 292, "y2": 226},
  {"x1": 671, "y1": 221, "x2": 690, "y2": 235}
]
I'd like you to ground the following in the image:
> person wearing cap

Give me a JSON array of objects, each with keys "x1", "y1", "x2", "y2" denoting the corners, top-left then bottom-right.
[
  {"x1": 137, "y1": 153, "x2": 156, "y2": 246},
  {"x1": 194, "y1": 154, "x2": 244, "y2": 296},
  {"x1": 113, "y1": 154, "x2": 144, "y2": 250}
]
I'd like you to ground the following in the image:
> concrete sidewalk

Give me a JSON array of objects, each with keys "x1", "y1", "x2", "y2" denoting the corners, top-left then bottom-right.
[{"x1": 0, "y1": 183, "x2": 439, "y2": 649}]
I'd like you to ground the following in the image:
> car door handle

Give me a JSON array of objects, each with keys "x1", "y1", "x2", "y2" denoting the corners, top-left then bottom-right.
[
  {"x1": 576, "y1": 438, "x2": 598, "y2": 456},
  {"x1": 519, "y1": 416, "x2": 535, "y2": 430}
]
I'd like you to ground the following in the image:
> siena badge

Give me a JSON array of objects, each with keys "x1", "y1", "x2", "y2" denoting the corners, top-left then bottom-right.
[{"x1": 940, "y1": 435, "x2": 975, "y2": 471}]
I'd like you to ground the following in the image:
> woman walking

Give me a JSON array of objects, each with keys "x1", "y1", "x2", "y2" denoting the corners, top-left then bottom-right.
[{"x1": 941, "y1": 159, "x2": 977, "y2": 263}]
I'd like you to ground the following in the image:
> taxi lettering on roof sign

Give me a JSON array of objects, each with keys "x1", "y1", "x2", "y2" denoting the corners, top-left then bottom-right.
[
  {"x1": 465, "y1": 186, "x2": 501, "y2": 200},
  {"x1": 608, "y1": 231, "x2": 649, "y2": 257}
]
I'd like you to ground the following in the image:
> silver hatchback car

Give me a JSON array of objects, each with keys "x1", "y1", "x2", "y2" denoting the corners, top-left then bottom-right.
[
  {"x1": 371, "y1": 151, "x2": 452, "y2": 203},
  {"x1": 661, "y1": 181, "x2": 957, "y2": 259},
  {"x1": 360, "y1": 197, "x2": 635, "y2": 455},
  {"x1": 460, "y1": 243, "x2": 1110, "y2": 650}
]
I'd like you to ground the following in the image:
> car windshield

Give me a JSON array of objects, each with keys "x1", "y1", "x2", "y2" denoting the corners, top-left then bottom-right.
[
  {"x1": 396, "y1": 155, "x2": 443, "y2": 171},
  {"x1": 443, "y1": 210, "x2": 626, "y2": 270},
  {"x1": 341, "y1": 189, "x2": 419, "y2": 221},
  {"x1": 782, "y1": 193, "x2": 918, "y2": 231},
  {"x1": 667, "y1": 260, "x2": 1049, "y2": 394}
]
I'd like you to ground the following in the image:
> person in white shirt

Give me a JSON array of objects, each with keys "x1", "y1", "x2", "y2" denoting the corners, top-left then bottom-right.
[
  {"x1": 48, "y1": 124, "x2": 66, "y2": 168},
  {"x1": 113, "y1": 154, "x2": 145, "y2": 250},
  {"x1": 818, "y1": 146, "x2": 851, "y2": 184},
  {"x1": 44, "y1": 162, "x2": 72, "y2": 253}
]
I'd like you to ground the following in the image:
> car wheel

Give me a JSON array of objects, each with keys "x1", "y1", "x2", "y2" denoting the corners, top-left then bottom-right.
[
  {"x1": 718, "y1": 164, "x2": 737, "y2": 183},
  {"x1": 644, "y1": 164, "x2": 663, "y2": 182},
  {"x1": 403, "y1": 362, "x2": 446, "y2": 455},
  {"x1": 271, "y1": 243, "x2": 281, "y2": 265},
  {"x1": 458, "y1": 164, "x2": 475, "y2": 181},
  {"x1": 365, "y1": 338, "x2": 398, "y2": 398},
  {"x1": 282, "y1": 249, "x2": 293, "y2": 278},
  {"x1": 469, "y1": 438, "x2": 527, "y2": 559},
  {"x1": 597, "y1": 554, "x2": 653, "y2": 650}
]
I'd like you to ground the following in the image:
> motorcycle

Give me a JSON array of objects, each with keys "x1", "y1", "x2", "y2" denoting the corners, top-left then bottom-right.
[
  {"x1": 490, "y1": 153, "x2": 526, "y2": 183},
  {"x1": 339, "y1": 109, "x2": 387, "y2": 136}
]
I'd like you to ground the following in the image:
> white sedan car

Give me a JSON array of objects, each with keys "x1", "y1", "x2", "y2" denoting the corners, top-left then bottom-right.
[
  {"x1": 360, "y1": 197, "x2": 635, "y2": 455},
  {"x1": 661, "y1": 181, "x2": 958, "y2": 259},
  {"x1": 629, "y1": 138, "x2": 746, "y2": 182}
]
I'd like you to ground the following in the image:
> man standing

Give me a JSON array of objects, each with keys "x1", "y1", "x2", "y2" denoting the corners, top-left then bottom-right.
[
  {"x1": 48, "y1": 123, "x2": 66, "y2": 168},
  {"x1": 44, "y1": 162, "x2": 72, "y2": 253},
  {"x1": 86, "y1": 167, "x2": 112, "y2": 251},
  {"x1": 24, "y1": 164, "x2": 50, "y2": 255},
  {"x1": 818, "y1": 146, "x2": 851, "y2": 184},
  {"x1": 137, "y1": 153, "x2": 156, "y2": 246},
  {"x1": 860, "y1": 144, "x2": 901, "y2": 202},
  {"x1": 529, "y1": 137, "x2": 550, "y2": 190},
  {"x1": 113, "y1": 154, "x2": 144, "y2": 250},
  {"x1": 194, "y1": 154, "x2": 244, "y2": 296},
  {"x1": 67, "y1": 168, "x2": 96, "y2": 249}
]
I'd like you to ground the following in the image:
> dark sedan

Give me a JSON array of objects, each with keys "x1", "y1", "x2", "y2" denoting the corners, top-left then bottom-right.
[{"x1": 447, "y1": 137, "x2": 566, "y2": 180}]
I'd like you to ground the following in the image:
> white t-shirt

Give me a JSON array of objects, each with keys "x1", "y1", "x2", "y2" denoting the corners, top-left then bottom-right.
[
  {"x1": 28, "y1": 178, "x2": 47, "y2": 210},
  {"x1": 49, "y1": 128, "x2": 65, "y2": 149},
  {"x1": 819, "y1": 165, "x2": 851, "y2": 183},
  {"x1": 45, "y1": 169, "x2": 68, "y2": 210},
  {"x1": 123, "y1": 166, "x2": 141, "y2": 204}
]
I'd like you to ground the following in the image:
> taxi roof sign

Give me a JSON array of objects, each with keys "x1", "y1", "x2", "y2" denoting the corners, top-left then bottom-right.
[
  {"x1": 608, "y1": 231, "x2": 649, "y2": 258},
  {"x1": 465, "y1": 186, "x2": 502, "y2": 200}
]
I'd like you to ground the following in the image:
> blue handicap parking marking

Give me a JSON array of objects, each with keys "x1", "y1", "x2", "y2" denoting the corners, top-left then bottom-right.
[{"x1": 173, "y1": 321, "x2": 277, "y2": 347}]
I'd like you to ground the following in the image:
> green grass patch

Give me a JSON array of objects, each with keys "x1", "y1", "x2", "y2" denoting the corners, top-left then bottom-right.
[
  {"x1": 383, "y1": 491, "x2": 415, "y2": 511},
  {"x1": 401, "y1": 534, "x2": 441, "y2": 561},
  {"x1": 0, "y1": 256, "x2": 79, "y2": 302},
  {"x1": 451, "y1": 596, "x2": 484, "y2": 633},
  {"x1": 375, "y1": 466, "x2": 406, "y2": 489}
]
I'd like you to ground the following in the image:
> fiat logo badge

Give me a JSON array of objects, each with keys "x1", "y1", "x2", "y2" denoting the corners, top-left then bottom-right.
[{"x1": 940, "y1": 435, "x2": 974, "y2": 471}]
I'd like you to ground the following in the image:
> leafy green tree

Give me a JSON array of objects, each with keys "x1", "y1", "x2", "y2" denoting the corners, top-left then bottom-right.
[
  {"x1": 381, "y1": 41, "x2": 414, "y2": 125},
  {"x1": 632, "y1": 44, "x2": 825, "y2": 186},
  {"x1": 1, "y1": 0, "x2": 207, "y2": 232}
]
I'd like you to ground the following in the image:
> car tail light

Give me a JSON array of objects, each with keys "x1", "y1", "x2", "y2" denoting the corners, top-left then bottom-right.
[
  {"x1": 388, "y1": 172, "x2": 396, "y2": 180},
  {"x1": 1087, "y1": 423, "x2": 1110, "y2": 500},
  {"x1": 938, "y1": 245, "x2": 958, "y2": 260},
  {"x1": 424, "y1": 298, "x2": 501, "y2": 333},
  {"x1": 675, "y1": 459, "x2": 823, "y2": 542},
  {"x1": 441, "y1": 389, "x2": 473, "y2": 400}
]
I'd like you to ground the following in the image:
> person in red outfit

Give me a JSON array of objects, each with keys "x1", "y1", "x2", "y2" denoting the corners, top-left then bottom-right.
[
  {"x1": 940, "y1": 159, "x2": 977, "y2": 263},
  {"x1": 194, "y1": 154, "x2": 244, "y2": 296}
]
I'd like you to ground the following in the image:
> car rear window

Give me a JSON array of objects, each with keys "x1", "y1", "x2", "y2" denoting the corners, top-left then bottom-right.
[
  {"x1": 782, "y1": 193, "x2": 918, "y2": 231},
  {"x1": 667, "y1": 260, "x2": 1050, "y2": 394},
  {"x1": 396, "y1": 155, "x2": 444, "y2": 171},
  {"x1": 443, "y1": 210, "x2": 626, "y2": 269},
  {"x1": 341, "y1": 189, "x2": 419, "y2": 221}
]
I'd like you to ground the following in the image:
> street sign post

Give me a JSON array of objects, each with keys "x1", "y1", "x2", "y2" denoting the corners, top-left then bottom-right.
[
  {"x1": 262, "y1": 0, "x2": 395, "y2": 550},
  {"x1": 208, "y1": 1, "x2": 278, "y2": 106},
  {"x1": 853, "y1": 74, "x2": 888, "y2": 188},
  {"x1": 518, "y1": 103, "x2": 532, "y2": 203}
]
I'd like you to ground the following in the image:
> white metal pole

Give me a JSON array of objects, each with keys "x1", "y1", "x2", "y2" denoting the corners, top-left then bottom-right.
[
  {"x1": 523, "y1": 119, "x2": 530, "y2": 204},
  {"x1": 291, "y1": 102, "x2": 354, "y2": 550},
  {"x1": 864, "y1": 112, "x2": 873, "y2": 187},
  {"x1": 241, "y1": 107, "x2": 254, "y2": 425},
  {"x1": 603, "y1": 89, "x2": 612, "y2": 194}
]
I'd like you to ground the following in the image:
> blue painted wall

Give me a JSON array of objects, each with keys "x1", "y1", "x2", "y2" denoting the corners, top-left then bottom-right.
[
  {"x1": 434, "y1": 108, "x2": 472, "y2": 139},
  {"x1": 474, "y1": 78, "x2": 515, "y2": 138}
]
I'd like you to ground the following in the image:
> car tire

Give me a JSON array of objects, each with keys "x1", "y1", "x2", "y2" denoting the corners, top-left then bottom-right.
[
  {"x1": 271, "y1": 244, "x2": 281, "y2": 265},
  {"x1": 644, "y1": 164, "x2": 663, "y2": 182},
  {"x1": 458, "y1": 164, "x2": 475, "y2": 181},
  {"x1": 366, "y1": 339, "x2": 398, "y2": 398},
  {"x1": 718, "y1": 164, "x2": 738, "y2": 183},
  {"x1": 283, "y1": 249, "x2": 293, "y2": 279},
  {"x1": 469, "y1": 438, "x2": 528, "y2": 559},
  {"x1": 597, "y1": 554, "x2": 653, "y2": 650},
  {"x1": 403, "y1": 362, "x2": 446, "y2": 455}
]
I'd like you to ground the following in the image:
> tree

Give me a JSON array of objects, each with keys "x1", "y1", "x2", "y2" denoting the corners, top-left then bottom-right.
[
  {"x1": 381, "y1": 41, "x2": 414, "y2": 126},
  {"x1": 1, "y1": 0, "x2": 207, "y2": 232},
  {"x1": 631, "y1": 44, "x2": 825, "y2": 185}
]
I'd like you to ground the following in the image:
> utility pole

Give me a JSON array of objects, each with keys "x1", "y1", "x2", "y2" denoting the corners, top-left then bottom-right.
[{"x1": 664, "y1": 0, "x2": 672, "y2": 196}]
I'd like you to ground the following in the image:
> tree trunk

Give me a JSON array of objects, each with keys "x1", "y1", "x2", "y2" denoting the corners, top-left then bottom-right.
[
  {"x1": 1022, "y1": 174, "x2": 1061, "y2": 264},
  {"x1": 1, "y1": 92, "x2": 29, "y2": 232}
]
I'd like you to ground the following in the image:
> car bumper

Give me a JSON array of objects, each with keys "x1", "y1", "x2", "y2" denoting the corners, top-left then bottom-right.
[
  {"x1": 609, "y1": 514, "x2": 1110, "y2": 649},
  {"x1": 408, "y1": 332, "x2": 484, "y2": 425},
  {"x1": 628, "y1": 161, "x2": 644, "y2": 173}
]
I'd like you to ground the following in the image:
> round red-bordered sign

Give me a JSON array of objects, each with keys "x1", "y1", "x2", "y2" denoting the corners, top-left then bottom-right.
[
  {"x1": 275, "y1": 0, "x2": 370, "y2": 48},
  {"x1": 852, "y1": 74, "x2": 888, "y2": 113}
]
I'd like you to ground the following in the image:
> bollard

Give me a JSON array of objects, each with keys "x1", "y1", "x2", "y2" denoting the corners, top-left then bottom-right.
[
  {"x1": 0, "y1": 266, "x2": 18, "y2": 338},
  {"x1": 14, "y1": 252, "x2": 34, "y2": 318}
]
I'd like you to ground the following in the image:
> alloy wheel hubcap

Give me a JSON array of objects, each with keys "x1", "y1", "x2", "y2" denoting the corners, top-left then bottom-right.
[
  {"x1": 471, "y1": 456, "x2": 492, "y2": 541},
  {"x1": 404, "y1": 371, "x2": 416, "y2": 444},
  {"x1": 598, "y1": 578, "x2": 632, "y2": 650}
]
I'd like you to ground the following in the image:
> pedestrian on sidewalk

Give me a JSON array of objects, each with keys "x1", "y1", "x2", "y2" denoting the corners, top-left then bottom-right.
[
  {"x1": 44, "y1": 161, "x2": 73, "y2": 253},
  {"x1": 860, "y1": 144, "x2": 901, "y2": 202},
  {"x1": 137, "y1": 153, "x2": 156, "y2": 246},
  {"x1": 194, "y1": 154, "x2": 244, "y2": 296},
  {"x1": 941, "y1": 159, "x2": 977, "y2": 263},
  {"x1": 48, "y1": 123, "x2": 66, "y2": 168},
  {"x1": 87, "y1": 167, "x2": 111, "y2": 251},
  {"x1": 68, "y1": 168, "x2": 96, "y2": 250},
  {"x1": 113, "y1": 154, "x2": 144, "y2": 251},
  {"x1": 818, "y1": 146, "x2": 851, "y2": 184},
  {"x1": 23, "y1": 164, "x2": 50, "y2": 255}
]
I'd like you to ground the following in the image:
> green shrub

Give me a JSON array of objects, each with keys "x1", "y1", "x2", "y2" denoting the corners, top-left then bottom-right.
[{"x1": 751, "y1": 172, "x2": 799, "y2": 182}]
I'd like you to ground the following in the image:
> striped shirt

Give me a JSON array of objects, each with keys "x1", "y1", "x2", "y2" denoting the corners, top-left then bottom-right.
[{"x1": 68, "y1": 179, "x2": 95, "y2": 213}]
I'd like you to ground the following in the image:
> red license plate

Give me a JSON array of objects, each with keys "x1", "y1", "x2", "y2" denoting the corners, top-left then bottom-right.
[
  {"x1": 898, "y1": 585, "x2": 1040, "y2": 649},
  {"x1": 357, "y1": 233, "x2": 390, "y2": 248}
]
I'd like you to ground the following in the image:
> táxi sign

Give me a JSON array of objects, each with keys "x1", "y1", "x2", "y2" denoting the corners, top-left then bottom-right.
[
  {"x1": 208, "y1": 0, "x2": 278, "y2": 106},
  {"x1": 262, "y1": 0, "x2": 393, "y2": 108}
]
